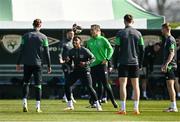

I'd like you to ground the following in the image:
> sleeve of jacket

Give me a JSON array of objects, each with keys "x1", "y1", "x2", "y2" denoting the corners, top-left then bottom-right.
[
  {"x1": 103, "y1": 37, "x2": 114, "y2": 60},
  {"x1": 43, "y1": 37, "x2": 51, "y2": 68},
  {"x1": 84, "y1": 47, "x2": 96, "y2": 65},
  {"x1": 16, "y1": 37, "x2": 25, "y2": 65},
  {"x1": 138, "y1": 34, "x2": 145, "y2": 68},
  {"x1": 58, "y1": 41, "x2": 64, "y2": 60}
]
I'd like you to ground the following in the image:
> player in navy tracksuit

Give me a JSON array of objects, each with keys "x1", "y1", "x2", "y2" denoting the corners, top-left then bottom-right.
[{"x1": 64, "y1": 36, "x2": 102, "y2": 111}]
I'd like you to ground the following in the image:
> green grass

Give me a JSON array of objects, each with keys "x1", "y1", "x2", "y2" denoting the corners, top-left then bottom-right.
[{"x1": 0, "y1": 100, "x2": 180, "y2": 121}]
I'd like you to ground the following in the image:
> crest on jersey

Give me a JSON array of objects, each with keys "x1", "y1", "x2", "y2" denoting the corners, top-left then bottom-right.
[{"x1": 0, "y1": 35, "x2": 22, "y2": 54}]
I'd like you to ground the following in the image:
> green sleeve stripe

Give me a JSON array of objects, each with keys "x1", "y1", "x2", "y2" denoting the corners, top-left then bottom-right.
[
  {"x1": 115, "y1": 37, "x2": 121, "y2": 45},
  {"x1": 43, "y1": 39, "x2": 49, "y2": 46},
  {"x1": 138, "y1": 37, "x2": 144, "y2": 45},
  {"x1": 169, "y1": 43, "x2": 175, "y2": 50}
]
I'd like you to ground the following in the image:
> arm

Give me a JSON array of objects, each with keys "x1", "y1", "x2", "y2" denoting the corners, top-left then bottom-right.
[
  {"x1": 161, "y1": 49, "x2": 175, "y2": 72},
  {"x1": 161, "y1": 40, "x2": 176, "y2": 73},
  {"x1": 58, "y1": 41, "x2": 65, "y2": 63},
  {"x1": 84, "y1": 48, "x2": 95, "y2": 65},
  {"x1": 104, "y1": 38, "x2": 114, "y2": 60},
  {"x1": 16, "y1": 37, "x2": 24, "y2": 71},
  {"x1": 43, "y1": 38, "x2": 51, "y2": 73},
  {"x1": 112, "y1": 36, "x2": 121, "y2": 69},
  {"x1": 138, "y1": 36, "x2": 145, "y2": 69}
]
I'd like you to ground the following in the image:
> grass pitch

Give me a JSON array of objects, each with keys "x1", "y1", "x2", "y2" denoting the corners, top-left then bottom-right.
[{"x1": 0, "y1": 99, "x2": 180, "y2": 121}]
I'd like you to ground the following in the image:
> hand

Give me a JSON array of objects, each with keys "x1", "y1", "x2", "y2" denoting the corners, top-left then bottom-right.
[
  {"x1": 16, "y1": 65, "x2": 21, "y2": 72},
  {"x1": 108, "y1": 67, "x2": 113, "y2": 72},
  {"x1": 79, "y1": 62, "x2": 86, "y2": 67},
  {"x1": 59, "y1": 58, "x2": 65, "y2": 64},
  {"x1": 48, "y1": 67, "x2": 52, "y2": 74},
  {"x1": 102, "y1": 60, "x2": 108, "y2": 65},
  {"x1": 161, "y1": 64, "x2": 168, "y2": 73}
]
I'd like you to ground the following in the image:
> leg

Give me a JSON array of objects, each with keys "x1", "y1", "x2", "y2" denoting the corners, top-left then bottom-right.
[
  {"x1": 131, "y1": 78, "x2": 140, "y2": 112},
  {"x1": 119, "y1": 77, "x2": 128, "y2": 112},
  {"x1": 174, "y1": 77, "x2": 180, "y2": 98},
  {"x1": 99, "y1": 65, "x2": 117, "y2": 108},
  {"x1": 89, "y1": 67, "x2": 98, "y2": 106},
  {"x1": 81, "y1": 71, "x2": 102, "y2": 111},
  {"x1": 33, "y1": 65, "x2": 42, "y2": 112},
  {"x1": 164, "y1": 69, "x2": 178, "y2": 112},
  {"x1": 65, "y1": 72, "x2": 77, "y2": 101},
  {"x1": 166, "y1": 80, "x2": 176, "y2": 102},
  {"x1": 96, "y1": 80, "x2": 103, "y2": 101},
  {"x1": 141, "y1": 78, "x2": 148, "y2": 99},
  {"x1": 64, "y1": 71, "x2": 78, "y2": 110},
  {"x1": 129, "y1": 65, "x2": 140, "y2": 114},
  {"x1": 62, "y1": 65, "x2": 71, "y2": 102},
  {"x1": 22, "y1": 65, "x2": 32, "y2": 112}
]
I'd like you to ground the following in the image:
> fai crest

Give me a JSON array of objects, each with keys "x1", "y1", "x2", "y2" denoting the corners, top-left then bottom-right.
[{"x1": 1, "y1": 35, "x2": 22, "y2": 54}]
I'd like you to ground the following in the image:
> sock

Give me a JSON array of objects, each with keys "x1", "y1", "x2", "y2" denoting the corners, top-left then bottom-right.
[
  {"x1": 134, "y1": 101, "x2": 139, "y2": 111},
  {"x1": 63, "y1": 94, "x2": 67, "y2": 99},
  {"x1": 120, "y1": 101, "x2": 126, "y2": 111},
  {"x1": 68, "y1": 100, "x2": 73, "y2": 107},
  {"x1": 23, "y1": 98, "x2": 27, "y2": 108},
  {"x1": 36, "y1": 101, "x2": 40, "y2": 109},
  {"x1": 102, "y1": 97, "x2": 107, "y2": 101},
  {"x1": 95, "y1": 100, "x2": 101, "y2": 107},
  {"x1": 143, "y1": 91, "x2": 147, "y2": 97},
  {"x1": 71, "y1": 94, "x2": 75, "y2": 101},
  {"x1": 171, "y1": 101, "x2": 177, "y2": 109}
]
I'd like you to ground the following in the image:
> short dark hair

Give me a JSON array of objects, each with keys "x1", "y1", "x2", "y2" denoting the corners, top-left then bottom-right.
[
  {"x1": 154, "y1": 42, "x2": 161, "y2": 47},
  {"x1": 91, "y1": 24, "x2": 101, "y2": 31},
  {"x1": 124, "y1": 14, "x2": 133, "y2": 23},
  {"x1": 162, "y1": 23, "x2": 171, "y2": 30},
  {"x1": 73, "y1": 36, "x2": 82, "y2": 42},
  {"x1": 33, "y1": 19, "x2": 42, "y2": 27},
  {"x1": 66, "y1": 29, "x2": 74, "y2": 33}
]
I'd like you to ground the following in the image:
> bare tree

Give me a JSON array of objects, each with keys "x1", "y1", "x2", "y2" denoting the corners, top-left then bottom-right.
[{"x1": 131, "y1": 0, "x2": 180, "y2": 21}]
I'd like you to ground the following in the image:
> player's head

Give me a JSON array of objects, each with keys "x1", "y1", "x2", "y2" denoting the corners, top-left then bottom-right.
[
  {"x1": 124, "y1": 14, "x2": 134, "y2": 26},
  {"x1": 161, "y1": 23, "x2": 171, "y2": 36},
  {"x1": 66, "y1": 29, "x2": 74, "y2": 40},
  {"x1": 176, "y1": 37, "x2": 180, "y2": 47},
  {"x1": 90, "y1": 24, "x2": 101, "y2": 37},
  {"x1": 73, "y1": 36, "x2": 82, "y2": 48},
  {"x1": 153, "y1": 42, "x2": 161, "y2": 52},
  {"x1": 33, "y1": 19, "x2": 42, "y2": 30}
]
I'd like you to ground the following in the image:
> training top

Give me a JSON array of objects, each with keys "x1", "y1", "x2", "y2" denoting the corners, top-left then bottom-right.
[
  {"x1": 163, "y1": 35, "x2": 177, "y2": 69},
  {"x1": 114, "y1": 26, "x2": 144, "y2": 66},
  {"x1": 59, "y1": 38, "x2": 73, "y2": 61},
  {"x1": 17, "y1": 30, "x2": 51, "y2": 67},
  {"x1": 85, "y1": 35, "x2": 113, "y2": 67},
  {"x1": 68, "y1": 47, "x2": 95, "y2": 71}
]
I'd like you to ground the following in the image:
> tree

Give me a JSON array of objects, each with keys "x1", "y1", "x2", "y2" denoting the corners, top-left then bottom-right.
[{"x1": 131, "y1": 0, "x2": 180, "y2": 21}]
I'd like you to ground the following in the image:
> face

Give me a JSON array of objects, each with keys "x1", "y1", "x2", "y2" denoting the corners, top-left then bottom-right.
[
  {"x1": 161, "y1": 27, "x2": 168, "y2": 36},
  {"x1": 90, "y1": 26, "x2": 100, "y2": 37},
  {"x1": 73, "y1": 37, "x2": 81, "y2": 48},
  {"x1": 67, "y1": 31, "x2": 74, "y2": 40},
  {"x1": 153, "y1": 44, "x2": 160, "y2": 52},
  {"x1": 176, "y1": 39, "x2": 180, "y2": 47}
]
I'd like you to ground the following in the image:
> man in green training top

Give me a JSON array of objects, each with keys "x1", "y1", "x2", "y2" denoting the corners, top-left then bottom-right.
[
  {"x1": 16, "y1": 19, "x2": 51, "y2": 113},
  {"x1": 86, "y1": 24, "x2": 118, "y2": 108}
]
